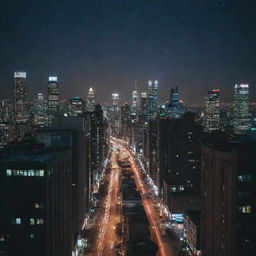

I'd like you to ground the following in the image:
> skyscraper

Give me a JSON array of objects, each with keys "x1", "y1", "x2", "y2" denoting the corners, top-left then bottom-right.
[
  {"x1": 204, "y1": 89, "x2": 220, "y2": 133},
  {"x1": 110, "y1": 93, "x2": 121, "y2": 136},
  {"x1": 68, "y1": 97, "x2": 84, "y2": 117},
  {"x1": 233, "y1": 84, "x2": 251, "y2": 134},
  {"x1": 14, "y1": 72, "x2": 28, "y2": 124},
  {"x1": 86, "y1": 87, "x2": 96, "y2": 112},
  {"x1": 131, "y1": 89, "x2": 139, "y2": 123},
  {"x1": 147, "y1": 80, "x2": 159, "y2": 120},
  {"x1": 169, "y1": 86, "x2": 180, "y2": 119},
  {"x1": 34, "y1": 93, "x2": 48, "y2": 127},
  {"x1": 47, "y1": 76, "x2": 59, "y2": 116}
]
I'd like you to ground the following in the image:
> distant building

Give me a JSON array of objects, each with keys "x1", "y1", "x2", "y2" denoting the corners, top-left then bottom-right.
[
  {"x1": 121, "y1": 104, "x2": 132, "y2": 142},
  {"x1": 34, "y1": 93, "x2": 48, "y2": 128},
  {"x1": 131, "y1": 89, "x2": 139, "y2": 123},
  {"x1": 68, "y1": 97, "x2": 84, "y2": 117},
  {"x1": 147, "y1": 80, "x2": 159, "y2": 120},
  {"x1": 86, "y1": 88, "x2": 95, "y2": 112},
  {"x1": 204, "y1": 89, "x2": 220, "y2": 133},
  {"x1": 140, "y1": 92, "x2": 148, "y2": 122},
  {"x1": 233, "y1": 84, "x2": 251, "y2": 134},
  {"x1": 110, "y1": 93, "x2": 121, "y2": 136},
  {"x1": 201, "y1": 139, "x2": 256, "y2": 256},
  {"x1": 47, "y1": 76, "x2": 59, "y2": 117},
  {"x1": 14, "y1": 72, "x2": 28, "y2": 124},
  {"x1": 169, "y1": 86, "x2": 180, "y2": 119}
]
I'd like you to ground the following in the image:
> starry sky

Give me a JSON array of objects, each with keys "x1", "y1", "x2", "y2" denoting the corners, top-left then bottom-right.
[{"x1": 0, "y1": 0, "x2": 256, "y2": 104}]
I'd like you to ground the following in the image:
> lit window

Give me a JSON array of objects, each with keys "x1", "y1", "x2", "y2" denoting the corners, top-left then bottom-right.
[
  {"x1": 238, "y1": 175, "x2": 251, "y2": 182},
  {"x1": 30, "y1": 218, "x2": 35, "y2": 225},
  {"x1": 39, "y1": 170, "x2": 44, "y2": 177},
  {"x1": 34, "y1": 203, "x2": 40, "y2": 208},
  {"x1": 6, "y1": 169, "x2": 12, "y2": 176},
  {"x1": 240, "y1": 206, "x2": 252, "y2": 214},
  {"x1": 36, "y1": 218, "x2": 44, "y2": 224},
  {"x1": 30, "y1": 234, "x2": 35, "y2": 239},
  {"x1": 15, "y1": 218, "x2": 21, "y2": 224},
  {"x1": 28, "y1": 170, "x2": 35, "y2": 176},
  {"x1": 0, "y1": 235, "x2": 5, "y2": 242}
]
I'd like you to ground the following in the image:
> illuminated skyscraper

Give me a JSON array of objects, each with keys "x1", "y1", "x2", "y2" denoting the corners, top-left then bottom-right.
[
  {"x1": 68, "y1": 97, "x2": 84, "y2": 117},
  {"x1": 110, "y1": 93, "x2": 121, "y2": 136},
  {"x1": 131, "y1": 88, "x2": 139, "y2": 123},
  {"x1": 14, "y1": 72, "x2": 28, "y2": 123},
  {"x1": 169, "y1": 86, "x2": 180, "y2": 119},
  {"x1": 204, "y1": 89, "x2": 220, "y2": 133},
  {"x1": 140, "y1": 92, "x2": 147, "y2": 122},
  {"x1": 233, "y1": 84, "x2": 251, "y2": 134},
  {"x1": 86, "y1": 87, "x2": 96, "y2": 112},
  {"x1": 47, "y1": 76, "x2": 59, "y2": 116},
  {"x1": 147, "y1": 80, "x2": 159, "y2": 120},
  {"x1": 34, "y1": 93, "x2": 48, "y2": 127}
]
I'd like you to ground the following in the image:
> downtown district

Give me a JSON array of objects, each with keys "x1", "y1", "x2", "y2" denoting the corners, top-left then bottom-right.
[{"x1": 0, "y1": 73, "x2": 255, "y2": 256}]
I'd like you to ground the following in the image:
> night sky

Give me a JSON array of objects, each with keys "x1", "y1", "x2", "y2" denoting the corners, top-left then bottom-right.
[{"x1": 0, "y1": 0, "x2": 256, "y2": 104}]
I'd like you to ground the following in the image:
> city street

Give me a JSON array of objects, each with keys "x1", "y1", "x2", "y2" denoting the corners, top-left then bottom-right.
[
  {"x1": 111, "y1": 138, "x2": 176, "y2": 256},
  {"x1": 93, "y1": 148, "x2": 122, "y2": 256}
]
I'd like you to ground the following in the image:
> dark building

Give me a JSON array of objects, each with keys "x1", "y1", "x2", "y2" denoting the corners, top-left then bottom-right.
[
  {"x1": 184, "y1": 210, "x2": 201, "y2": 256},
  {"x1": 0, "y1": 142, "x2": 72, "y2": 256},
  {"x1": 120, "y1": 104, "x2": 131, "y2": 143},
  {"x1": 158, "y1": 113, "x2": 202, "y2": 212},
  {"x1": 201, "y1": 139, "x2": 256, "y2": 256}
]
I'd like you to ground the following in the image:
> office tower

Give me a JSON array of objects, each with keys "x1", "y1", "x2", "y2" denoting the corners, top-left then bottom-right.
[
  {"x1": 110, "y1": 93, "x2": 121, "y2": 136},
  {"x1": 201, "y1": 139, "x2": 256, "y2": 256},
  {"x1": 34, "y1": 93, "x2": 48, "y2": 128},
  {"x1": 68, "y1": 97, "x2": 84, "y2": 117},
  {"x1": 86, "y1": 87, "x2": 96, "y2": 112},
  {"x1": 140, "y1": 92, "x2": 147, "y2": 122},
  {"x1": 169, "y1": 86, "x2": 180, "y2": 119},
  {"x1": 0, "y1": 142, "x2": 73, "y2": 256},
  {"x1": 131, "y1": 88, "x2": 139, "y2": 124},
  {"x1": 14, "y1": 72, "x2": 28, "y2": 124},
  {"x1": 47, "y1": 76, "x2": 59, "y2": 116},
  {"x1": 204, "y1": 89, "x2": 220, "y2": 133},
  {"x1": 147, "y1": 80, "x2": 159, "y2": 120},
  {"x1": 121, "y1": 104, "x2": 131, "y2": 142},
  {"x1": 233, "y1": 84, "x2": 251, "y2": 134},
  {"x1": 157, "y1": 113, "x2": 201, "y2": 212}
]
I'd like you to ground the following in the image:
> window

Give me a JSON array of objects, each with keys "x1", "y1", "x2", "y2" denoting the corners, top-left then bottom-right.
[
  {"x1": 34, "y1": 203, "x2": 44, "y2": 209},
  {"x1": 30, "y1": 218, "x2": 35, "y2": 225},
  {"x1": 14, "y1": 218, "x2": 21, "y2": 224},
  {"x1": 0, "y1": 235, "x2": 5, "y2": 242},
  {"x1": 238, "y1": 175, "x2": 251, "y2": 182},
  {"x1": 6, "y1": 169, "x2": 12, "y2": 176},
  {"x1": 36, "y1": 218, "x2": 44, "y2": 224},
  {"x1": 30, "y1": 234, "x2": 35, "y2": 239},
  {"x1": 239, "y1": 206, "x2": 252, "y2": 214}
]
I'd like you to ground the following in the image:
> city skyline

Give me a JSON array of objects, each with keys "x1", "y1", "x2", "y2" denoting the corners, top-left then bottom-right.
[{"x1": 0, "y1": 1, "x2": 256, "y2": 103}]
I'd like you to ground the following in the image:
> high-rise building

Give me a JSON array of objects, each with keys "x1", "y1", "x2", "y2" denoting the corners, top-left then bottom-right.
[
  {"x1": 86, "y1": 87, "x2": 96, "y2": 112},
  {"x1": 121, "y1": 104, "x2": 131, "y2": 142},
  {"x1": 233, "y1": 84, "x2": 251, "y2": 134},
  {"x1": 147, "y1": 80, "x2": 159, "y2": 120},
  {"x1": 0, "y1": 142, "x2": 73, "y2": 256},
  {"x1": 204, "y1": 89, "x2": 220, "y2": 133},
  {"x1": 110, "y1": 93, "x2": 121, "y2": 136},
  {"x1": 140, "y1": 92, "x2": 147, "y2": 122},
  {"x1": 34, "y1": 93, "x2": 48, "y2": 128},
  {"x1": 14, "y1": 72, "x2": 28, "y2": 124},
  {"x1": 68, "y1": 97, "x2": 84, "y2": 117},
  {"x1": 169, "y1": 86, "x2": 180, "y2": 119},
  {"x1": 131, "y1": 87, "x2": 139, "y2": 123},
  {"x1": 201, "y1": 139, "x2": 256, "y2": 256},
  {"x1": 47, "y1": 76, "x2": 59, "y2": 117}
]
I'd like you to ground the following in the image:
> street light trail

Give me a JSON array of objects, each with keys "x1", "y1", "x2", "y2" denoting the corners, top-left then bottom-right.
[{"x1": 111, "y1": 138, "x2": 175, "y2": 256}]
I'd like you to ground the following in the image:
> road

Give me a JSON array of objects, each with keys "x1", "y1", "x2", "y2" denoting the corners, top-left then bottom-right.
[
  {"x1": 93, "y1": 148, "x2": 122, "y2": 256},
  {"x1": 112, "y1": 138, "x2": 175, "y2": 256}
]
